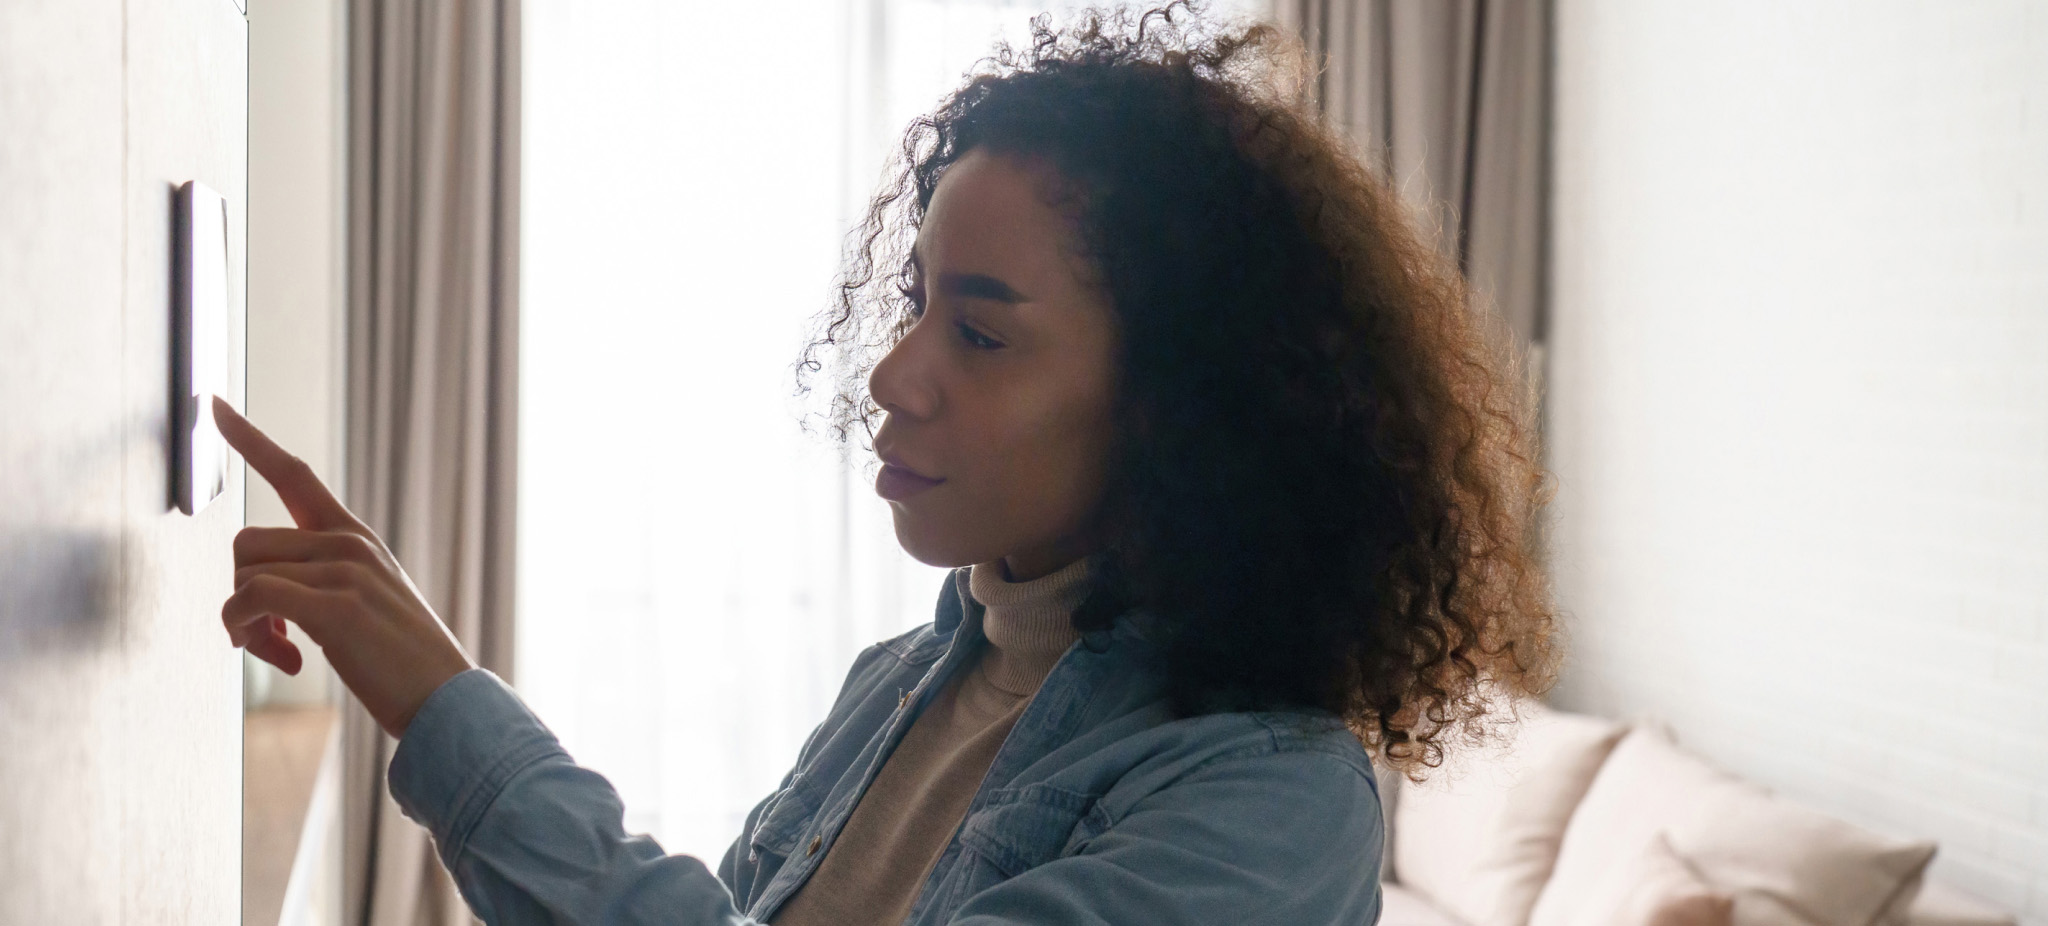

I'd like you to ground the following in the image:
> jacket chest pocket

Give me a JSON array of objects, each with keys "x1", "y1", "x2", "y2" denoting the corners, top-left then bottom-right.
[
  {"x1": 748, "y1": 775, "x2": 824, "y2": 864},
  {"x1": 954, "y1": 784, "x2": 1100, "y2": 879}
]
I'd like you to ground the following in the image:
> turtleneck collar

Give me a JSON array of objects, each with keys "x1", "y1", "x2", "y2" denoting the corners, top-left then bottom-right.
[{"x1": 967, "y1": 557, "x2": 1090, "y2": 696}]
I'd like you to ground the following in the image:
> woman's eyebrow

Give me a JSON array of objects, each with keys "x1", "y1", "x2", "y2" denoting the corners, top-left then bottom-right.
[
  {"x1": 907, "y1": 248, "x2": 1029, "y2": 303},
  {"x1": 936, "y1": 271, "x2": 1027, "y2": 304},
  {"x1": 909, "y1": 243, "x2": 1024, "y2": 301}
]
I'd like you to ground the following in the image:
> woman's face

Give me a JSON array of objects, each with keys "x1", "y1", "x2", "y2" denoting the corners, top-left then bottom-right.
[{"x1": 868, "y1": 147, "x2": 1120, "y2": 581}]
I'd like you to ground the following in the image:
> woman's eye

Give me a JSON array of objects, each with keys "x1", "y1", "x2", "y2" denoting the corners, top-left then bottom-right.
[{"x1": 956, "y1": 322, "x2": 1004, "y2": 350}]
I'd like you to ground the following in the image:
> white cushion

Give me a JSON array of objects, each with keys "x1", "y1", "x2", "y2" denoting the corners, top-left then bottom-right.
[
  {"x1": 1393, "y1": 700, "x2": 1627, "y2": 926},
  {"x1": 1529, "y1": 726, "x2": 1936, "y2": 926},
  {"x1": 1382, "y1": 882, "x2": 1474, "y2": 926},
  {"x1": 1582, "y1": 830, "x2": 1734, "y2": 926}
]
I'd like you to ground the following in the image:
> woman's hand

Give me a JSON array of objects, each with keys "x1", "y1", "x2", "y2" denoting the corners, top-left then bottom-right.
[{"x1": 213, "y1": 396, "x2": 476, "y2": 738}]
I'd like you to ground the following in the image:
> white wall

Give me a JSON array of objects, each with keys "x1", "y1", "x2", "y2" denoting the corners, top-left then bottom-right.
[
  {"x1": 0, "y1": 0, "x2": 248, "y2": 920},
  {"x1": 1546, "y1": 2, "x2": 2048, "y2": 921}
]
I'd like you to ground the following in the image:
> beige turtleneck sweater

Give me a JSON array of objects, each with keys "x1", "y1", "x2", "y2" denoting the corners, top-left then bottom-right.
[{"x1": 767, "y1": 557, "x2": 1090, "y2": 926}]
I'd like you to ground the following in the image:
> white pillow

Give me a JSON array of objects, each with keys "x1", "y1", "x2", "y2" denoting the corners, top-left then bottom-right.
[
  {"x1": 1528, "y1": 726, "x2": 1936, "y2": 926},
  {"x1": 1584, "y1": 830, "x2": 1734, "y2": 926},
  {"x1": 1393, "y1": 700, "x2": 1628, "y2": 926}
]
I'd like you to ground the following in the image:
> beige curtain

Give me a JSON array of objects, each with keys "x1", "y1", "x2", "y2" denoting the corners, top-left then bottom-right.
[
  {"x1": 1274, "y1": 0, "x2": 1552, "y2": 345},
  {"x1": 342, "y1": 1, "x2": 520, "y2": 924}
]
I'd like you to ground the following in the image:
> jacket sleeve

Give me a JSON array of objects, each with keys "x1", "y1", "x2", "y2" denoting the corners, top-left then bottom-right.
[
  {"x1": 946, "y1": 749, "x2": 1385, "y2": 926},
  {"x1": 386, "y1": 668, "x2": 770, "y2": 926}
]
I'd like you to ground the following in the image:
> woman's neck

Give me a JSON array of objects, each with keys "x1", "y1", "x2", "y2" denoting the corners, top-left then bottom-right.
[{"x1": 968, "y1": 557, "x2": 1090, "y2": 694}]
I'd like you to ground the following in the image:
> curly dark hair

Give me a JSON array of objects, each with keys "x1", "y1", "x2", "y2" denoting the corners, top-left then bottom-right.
[{"x1": 796, "y1": 1, "x2": 1558, "y2": 777}]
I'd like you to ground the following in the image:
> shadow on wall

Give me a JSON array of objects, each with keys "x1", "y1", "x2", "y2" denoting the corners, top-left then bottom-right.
[{"x1": 0, "y1": 526, "x2": 123, "y2": 658}]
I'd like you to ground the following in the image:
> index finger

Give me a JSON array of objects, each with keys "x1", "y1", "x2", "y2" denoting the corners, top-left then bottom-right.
[{"x1": 212, "y1": 395, "x2": 361, "y2": 532}]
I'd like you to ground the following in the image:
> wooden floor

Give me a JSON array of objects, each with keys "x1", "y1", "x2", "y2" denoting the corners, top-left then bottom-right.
[{"x1": 243, "y1": 705, "x2": 338, "y2": 926}]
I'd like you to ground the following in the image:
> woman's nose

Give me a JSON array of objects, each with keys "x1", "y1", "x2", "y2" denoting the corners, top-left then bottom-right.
[{"x1": 868, "y1": 322, "x2": 941, "y2": 421}]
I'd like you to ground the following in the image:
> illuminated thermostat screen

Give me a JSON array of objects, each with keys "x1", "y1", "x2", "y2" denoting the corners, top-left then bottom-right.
[{"x1": 173, "y1": 180, "x2": 232, "y2": 516}]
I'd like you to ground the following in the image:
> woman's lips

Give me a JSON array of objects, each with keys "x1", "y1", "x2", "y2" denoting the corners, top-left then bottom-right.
[{"x1": 876, "y1": 463, "x2": 945, "y2": 501}]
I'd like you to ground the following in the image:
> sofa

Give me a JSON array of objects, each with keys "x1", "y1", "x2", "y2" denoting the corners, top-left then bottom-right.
[{"x1": 1372, "y1": 701, "x2": 2016, "y2": 926}]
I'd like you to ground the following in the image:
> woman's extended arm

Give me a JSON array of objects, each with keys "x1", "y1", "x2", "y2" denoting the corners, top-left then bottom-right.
[{"x1": 388, "y1": 668, "x2": 769, "y2": 924}]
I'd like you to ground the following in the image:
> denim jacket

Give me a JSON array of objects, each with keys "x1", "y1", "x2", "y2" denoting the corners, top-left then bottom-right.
[{"x1": 388, "y1": 568, "x2": 1385, "y2": 925}]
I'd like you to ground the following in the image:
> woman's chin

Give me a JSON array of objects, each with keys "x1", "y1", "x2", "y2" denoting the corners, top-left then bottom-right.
[{"x1": 888, "y1": 512, "x2": 988, "y2": 569}]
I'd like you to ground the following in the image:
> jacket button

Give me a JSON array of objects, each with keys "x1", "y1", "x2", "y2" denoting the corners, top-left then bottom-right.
[{"x1": 806, "y1": 835, "x2": 822, "y2": 857}]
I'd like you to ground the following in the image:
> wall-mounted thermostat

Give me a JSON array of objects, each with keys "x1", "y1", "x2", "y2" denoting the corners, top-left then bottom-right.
[{"x1": 173, "y1": 180, "x2": 232, "y2": 516}]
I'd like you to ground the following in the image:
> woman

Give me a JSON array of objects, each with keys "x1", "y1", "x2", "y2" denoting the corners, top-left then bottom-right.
[{"x1": 215, "y1": 4, "x2": 1557, "y2": 923}]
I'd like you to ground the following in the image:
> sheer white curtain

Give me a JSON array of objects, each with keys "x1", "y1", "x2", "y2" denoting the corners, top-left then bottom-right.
[{"x1": 518, "y1": 0, "x2": 1265, "y2": 863}]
